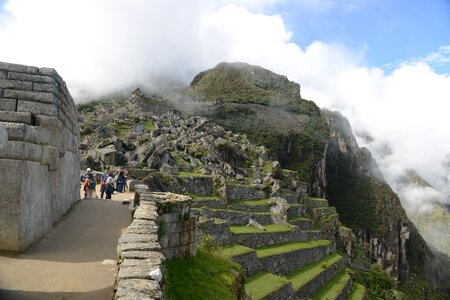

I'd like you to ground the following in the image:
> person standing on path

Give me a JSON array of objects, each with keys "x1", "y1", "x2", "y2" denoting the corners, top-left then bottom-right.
[
  {"x1": 84, "y1": 173, "x2": 98, "y2": 198},
  {"x1": 105, "y1": 172, "x2": 115, "y2": 200},
  {"x1": 82, "y1": 168, "x2": 92, "y2": 198},
  {"x1": 100, "y1": 168, "x2": 110, "y2": 199}
]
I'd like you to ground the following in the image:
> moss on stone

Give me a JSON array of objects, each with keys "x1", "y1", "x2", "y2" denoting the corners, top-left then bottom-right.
[{"x1": 347, "y1": 283, "x2": 367, "y2": 300}]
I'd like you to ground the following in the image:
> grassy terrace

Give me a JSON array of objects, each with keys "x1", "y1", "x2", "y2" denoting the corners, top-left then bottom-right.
[
  {"x1": 312, "y1": 269, "x2": 352, "y2": 300},
  {"x1": 220, "y1": 244, "x2": 254, "y2": 258},
  {"x1": 189, "y1": 194, "x2": 221, "y2": 201},
  {"x1": 245, "y1": 271, "x2": 291, "y2": 300},
  {"x1": 230, "y1": 224, "x2": 293, "y2": 234},
  {"x1": 347, "y1": 283, "x2": 367, "y2": 300},
  {"x1": 177, "y1": 171, "x2": 211, "y2": 177},
  {"x1": 164, "y1": 249, "x2": 241, "y2": 300},
  {"x1": 288, "y1": 216, "x2": 311, "y2": 222},
  {"x1": 194, "y1": 207, "x2": 273, "y2": 214},
  {"x1": 228, "y1": 199, "x2": 269, "y2": 206},
  {"x1": 256, "y1": 239, "x2": 331, "y2": 259},
  {"x1": 286, "y1": 252, "x2": 343, "y2": 291}
]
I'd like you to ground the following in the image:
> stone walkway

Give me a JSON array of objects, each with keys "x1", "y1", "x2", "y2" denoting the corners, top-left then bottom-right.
[{"x1": 0, "y1": 189, "x2": 133, "y2": 300}]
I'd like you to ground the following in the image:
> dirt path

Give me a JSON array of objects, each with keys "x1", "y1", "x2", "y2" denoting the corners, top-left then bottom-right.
[{"x1": 0, "y1": 187, "x2": 135, "y2": 300}]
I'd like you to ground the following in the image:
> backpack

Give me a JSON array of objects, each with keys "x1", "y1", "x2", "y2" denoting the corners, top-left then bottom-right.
[{"x1": 88, "y1": 178, "x2": 96, "y2": 190}]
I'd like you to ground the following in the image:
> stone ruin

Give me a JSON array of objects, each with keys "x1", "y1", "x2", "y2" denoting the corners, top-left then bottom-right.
[{"x1": 0, "y1": 61, "x2": 80, "y2": 251}]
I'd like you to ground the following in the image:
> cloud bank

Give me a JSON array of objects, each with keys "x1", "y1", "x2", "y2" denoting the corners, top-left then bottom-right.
[{"x1": 0, "y1": 0, "x2": 449, "y2": 211}]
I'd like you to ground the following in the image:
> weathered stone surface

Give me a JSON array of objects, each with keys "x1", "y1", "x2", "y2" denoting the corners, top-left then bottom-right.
[
  {"x1": 0, "y1": 125, "x2": 7, "y2": 150},
  {"x1": 230, "y1": 251, "x2": 262, "y2": 277},
  {"x1": 225, "y1": 184, "x2": 268, "y2": 200},
  {"x1": 231, "y1": 227, "x2": 310, "y2": 249},
  {"x1": 17, "y1": 100, "x2": 57, "y2": 116},
  {"x1": 262, "y1": 283, "x2": 295, "y2": 300},
  {"x1": 0, "y1": 98, "x2": 16, "y2": 111},
  {"x1": 7, "y1": 71, "x2": 55, "y2": 84},
  {"x1": 118, "y1": 241, "x2": 161, "y2": 253},
  {"x1": 194, "y1": 208, "x2": 272, "y2": 225},
  {"x1": 0, "y1": 61, "x2": 80, "y2": 252},
  {"x1": 119, "y1": 234, "x2": 157, "y2": 244},
  {"x1": 0, "y1": 61, "x2": 39, "y2": 73},
  {"x1": 121, "y1": 251, "x2": 163, "y2": 260},
  {"x1": 177, "y1": 175, "x2": 214, "y2": 196},
  {"x1": 4, "y1": 89, "x2": 58, "y2": 104},
  {"x1": 0, "y1": 111, "x2": 32, "y2": 124},
  {"x1": 115, "y1": 279, "x2": 161, "y2": 300},
  {"x1": 260, "y1": 242, "x2": 335, "y2": 275},
  {"x1": 0, "y1": 79, "x2": 33, "y2": 91}
]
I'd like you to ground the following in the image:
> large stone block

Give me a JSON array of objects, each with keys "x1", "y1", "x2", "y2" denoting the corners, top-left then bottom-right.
[
  {"x1": 0, "y1": 159, "x2": 52, "y2": 251},
  {"x1": 0, "y1": 70, "x2": 6, "y2": 79},
  {"x1": 0, "y1": 111, "x2": 32, "y2": 124},
  {"x1": 0, "y1": 98, "x2": 16, "y2": 111},
  {"x1": 0, "y1": 79, "x2": 33, "y2": 91},
  {"x1": 4, "y1": 89, "x2": 59, "y2": 104},
  {"x1": 7, "y1": 72, "x2": 56, "y2": 84},
  {"x1": 0, "y1": 125, "x2": 7, "y2": 150},
  {"x1": 0, "y1": 140, "x2": 43, "y2": 162},
  {"x1": 0, "y1": 61, "x2": 39, "y2": 74},
  {"x1": 0, "y1": 122, "x2": 50, "y2": 146},
  {"x1": 17, "y1": 100, "x2": 57, "y2": 116}
]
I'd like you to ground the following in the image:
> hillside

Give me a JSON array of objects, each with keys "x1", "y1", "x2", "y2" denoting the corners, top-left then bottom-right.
[{"x1": 77, "y1": 62, "x2": 449, "y2": 298}]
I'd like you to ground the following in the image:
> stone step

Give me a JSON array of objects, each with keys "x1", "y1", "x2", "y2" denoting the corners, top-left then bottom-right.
[
  {"x1": 197, "y1": 218, "x2": 232, "y2": 244},
  {"x1": 312, "y1": 269, "x2": 353, "y2": 300},
  {"x1": 347, "y1": 283, "x2": 367, "y2": 300},
  {"x1": 288, "y1": 217, "x2": 314, "y2": 230},
  {"x1": 220, "y1": 244, "x2": 262, "y2": 277},
  {"x1": 245, "y1": 271, "x2": 295, "y2": 300},
  {"x1": 304, "y1": 229, "x2": 322, "y2": 239},
  {"x1": 311, "y1": 206, "x2": 337, "y2": 222},
  {"x1": 303, "y1": 197, "x2": 329, "y2": 208},
  {"x1": 190, "y1": 196, "x2": 226, "y2": 209},
  {"x1": 227, "y1": 199, "x2": 271, "y2": 212},
  {"x1": 279, "y1": 189, "x2": 299, "y2": 204},
  {"x1": 225, "y1": 184, "x2": 268, "y2": 200},
  {"x1": 287, "y1": 204, "x2": 305, "y2": 219},
  {"x1": 256, "y1": 239, "x2": 335, "y2": 275},
  {"x1": 286, "y1": 252, "x2": 347, "y2": 299},
  {"x1": 230, "y1": 224, "x2": 312, "y2": 248},
  {"x1": 177, "y1": 174, "x2": 214, "y2": 196},
  {"x1": 318, "y1": 213, "x2": 340, "y2": 227},
  {"x1": 192, "y1": 207, "x2": 273, "y2": 225}
]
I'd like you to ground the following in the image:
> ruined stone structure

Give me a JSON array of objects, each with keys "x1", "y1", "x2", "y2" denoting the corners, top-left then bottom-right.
[
  {"x1": 0, "y1": 61, "x2": 80, "y2": 251},
  {"x1": 115, "y1": 185, "x2": 197, "y2": 299}
]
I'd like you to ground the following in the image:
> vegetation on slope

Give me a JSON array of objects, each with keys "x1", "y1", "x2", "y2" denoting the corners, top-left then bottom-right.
[{"x1": 164, "y1": 248, "x2": 243, "y2": 300}]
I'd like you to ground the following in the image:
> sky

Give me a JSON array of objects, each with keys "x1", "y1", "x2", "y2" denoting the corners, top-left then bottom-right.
[{"x1": 0, "y1": 0, "x2": 449, "y2": 213}]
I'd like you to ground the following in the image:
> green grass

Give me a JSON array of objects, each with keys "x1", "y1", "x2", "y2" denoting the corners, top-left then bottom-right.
[
  {"x1": 245, "y1": 271, "x2": 291, "y2": 300},
  {"x1": 230, "y1": 224, "x2": 293, "y2": 234},
  {"x1": 228, "y1": 199, "x2": 269, "y2": 206},
  {"x1": 143, "y1": 120, "x2": 156, "y2": 131},
  {"x1": 288, "y1": 216, "x2": 311, "y2": 222},
  {"x1": 108, "y1": 123, "x2": 131, "y2": 137},
  {"x1": 286, "y1": 253, "x2": 343, "y2": 291},
  {"x1": 178, "y1": 171, "x2": 210, "y2": 177},
  {"x1": 189, "y1": 194, "x2": 221, "y2": 201},
  {"x1": 347, "y1": 283, "x2": 367, "y2": 300},
  {"x1": 220, "y1": 244, "x2": 254, "y2": 257},
  {"x1": 198, "y1": 207, "x2": 273, "y2": 215},
  {"x1": 312, "y1": 269, "x2": 352, "y2": 300},
  {"x1": 164, "y1": 248, "x2": 242, "y2": 300},
  {"x1": 256, "y1": 239, "x2": 331, "y2": 259}
]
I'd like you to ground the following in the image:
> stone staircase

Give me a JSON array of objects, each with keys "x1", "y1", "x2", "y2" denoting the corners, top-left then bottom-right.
[{"x1": 188, "y1": 174, "x2": 368, "y2": 300}]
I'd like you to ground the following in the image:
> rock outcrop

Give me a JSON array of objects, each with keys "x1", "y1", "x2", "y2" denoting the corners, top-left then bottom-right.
[{"x1": 0, "y1": 61, "x2": 80, "y2": 251}]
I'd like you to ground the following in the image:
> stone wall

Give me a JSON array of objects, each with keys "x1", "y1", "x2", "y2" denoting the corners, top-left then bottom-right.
[
  {"x1": 115, "y1": 185, "x2": 198, "y2": 299},
  {"x1": 0, "y1": 61, "x2": 80, "y2": 251}
]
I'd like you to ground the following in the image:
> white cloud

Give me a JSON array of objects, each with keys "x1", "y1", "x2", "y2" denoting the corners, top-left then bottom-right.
[{"x1": 0, "y1": 0, "x2": 449, "y2": 211}]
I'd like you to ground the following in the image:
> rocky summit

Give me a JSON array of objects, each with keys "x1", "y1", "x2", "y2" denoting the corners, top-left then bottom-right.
[{"x1": 77, "y1": 62, "x2": 450, "y2": 299}]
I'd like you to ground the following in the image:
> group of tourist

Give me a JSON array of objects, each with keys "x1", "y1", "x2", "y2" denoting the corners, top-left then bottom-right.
[{"x1": 82, "y1": 167, "x2": 128, "y2": 200}]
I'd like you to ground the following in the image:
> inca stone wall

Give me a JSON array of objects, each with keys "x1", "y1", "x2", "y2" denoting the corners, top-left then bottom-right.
[
  {"x1": 0, "y1": 61, "x2": 80, "y2": 251},
  {"x1": 115, "y1": 185, "x2": 198, "y2": 299}
]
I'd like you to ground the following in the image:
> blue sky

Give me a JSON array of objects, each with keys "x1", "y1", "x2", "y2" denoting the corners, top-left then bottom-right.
[{"x1": 263, "y1": 0, "x2": 450, "y2": 73}]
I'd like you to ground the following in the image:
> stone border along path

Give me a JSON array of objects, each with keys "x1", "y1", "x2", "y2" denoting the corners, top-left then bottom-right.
[{"x1": 0, "y1": 196, "x2": 131, "y2": 300}]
